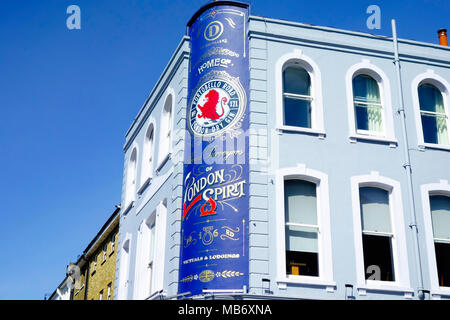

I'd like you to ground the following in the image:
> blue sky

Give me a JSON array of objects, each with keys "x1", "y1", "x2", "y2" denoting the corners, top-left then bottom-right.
[{"x1": 0, "y1": 0, "x2": 448, "y2": 300}]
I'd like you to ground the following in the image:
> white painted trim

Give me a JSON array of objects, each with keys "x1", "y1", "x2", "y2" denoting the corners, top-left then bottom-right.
[
  {"x1": 154, "y1": 200, "x2": 168, "y2": 293},
  {"x1": 350, "y1": 172, "x2": 412, "y2": 293},
  {"x1": 275, "y1": 49, "x2": 325, "y2": 136},
  {"x1": 140, "y1": 118, "x2": 157, "y2": 190},
  {"x1": 345, "y1": 59, "x2": 396, "y2": 144},
  {"x1": 411, "y1": 69, "x2": 450, "y2": 150},
  {"x1": 136, "y1": 167, "x2": 173, "y2": 215},
  {"x1": 132, "y1": 200, "x2": 168, "y2": 300},
  {"x1": 117, "y1": 233, "x2": 132, "y2": 300},
  {"x1": 275, "y1": 164, "x2": 335, "y2": 288},
  {"x1": 158, "y1": 87, "x2": 176, "y2": 167},
  {"x1": 420, "y1": 180, "x2": 450, "y2": 297},
  {"x1": 124, "y1": 144, "x2": 139, "y2": 208},
  {"x1": 133, "y1": 214, "x2": 156, "y2": 300}
]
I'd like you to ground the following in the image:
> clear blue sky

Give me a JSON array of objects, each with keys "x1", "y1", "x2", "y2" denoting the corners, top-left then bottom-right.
[{"x1": 0, "y1": 0, "x2": 448, "y2": 300}]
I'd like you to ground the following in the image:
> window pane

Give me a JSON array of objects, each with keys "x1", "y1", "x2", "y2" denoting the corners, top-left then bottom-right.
[
  {"x1": 149, "y1": 222, "x2": 156, "y2": 260},
  {"x1": 286, "y1": 251, "x2": 318, "y2": 276},
  {"x1": 430, "y1": 195, "x2": 450, "y2": 240},
  {"x1": 419, "y1": 84, "x2": 444, "y2": 113},
  {"x1": 419, "y1": 84, "x2": 449, "y2": 145},
  {"x1": 285, "y1": 225, "x2": 318, "y2": 253},
  {"x1": 283, "y1": 66, "x2": 311, "y2": 96},
  {"x1": 359, "y1": 187, "x2": 391, "y2": 233},
  {"x1": 284, "y1": 180, "x2": 317, "y2": 225},
  {"x1": 435, "y1": 243, "x2": 450, "y2": 287},
  {"x1": 353, "y1": 75, "x2": 381, "y2": 104},
  {"x1": 421, "y1": 114, "x2": 439, "y2": 144},
  {"x1": 355, "y1": 104, "x2": 383, "y2": 132},
  {"x1": 362, "y1": 234, "x2": 395, "y2": 281},
  {"x1": 421, "y1": 114, "x2": 449, "y2": 145},
  {"x1": 283, "y1": 97, "x2": 311, "y2": 128}
]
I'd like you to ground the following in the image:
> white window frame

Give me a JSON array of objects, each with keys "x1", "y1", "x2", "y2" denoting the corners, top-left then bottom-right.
[
  {"x1": 411, "y1": 69, "x2": 450, "y2": 151},
  {"x1": 124, "y1": 145, "x2": 139, "y2": 209},
  {"x1": 157, "y1": 88, "x2": 175, "y2": 170},
  {"x1": 110, "y1": 233, "x2": 115, "y2": 254},
  {"x1": 133, "y1": 200, "x2": 167, "y2": 299},
  {"x1": 275, "y1": 49, "x2": 325, "y2": 138},
  {"x1": 93, "y1": 254, "x2": 97, "y2": 273},
  {"x1": 345, "y1": 59, "x2": 397, "y2": 146},
  {"x1": 139, "y1": 120, "x2": 156, "y2": 193},
  {"x1": 350, "y1": 172, "x2": 412, "y2": 296},
  {"x1": 275, "y1": 164, "x2": 335, "y2": 290},
  {"x1": 107, "y1": 283, "x2": 112, "y2": 300},
  {"x1": 420, "y1": 180, "x2": 450, "y2": 299},
  {"x1": 133, "y1": 211, "x2": 156, "y2": 300},
  {"x1": 117, "y1": 234, "x2": 131, "y2": 300},
  {"x1": 103, "y1": 242, "x2": 107, "y2": 262}
]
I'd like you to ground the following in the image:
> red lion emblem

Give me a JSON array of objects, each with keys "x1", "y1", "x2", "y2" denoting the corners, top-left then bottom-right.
[{"x1": 197, "y1": 89, "x2": 227, "y2": 121}]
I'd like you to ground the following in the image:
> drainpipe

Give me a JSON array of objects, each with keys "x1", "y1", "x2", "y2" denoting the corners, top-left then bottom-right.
[{"x1": 391, "y1": 19, "x2": 425, "y2": 299}]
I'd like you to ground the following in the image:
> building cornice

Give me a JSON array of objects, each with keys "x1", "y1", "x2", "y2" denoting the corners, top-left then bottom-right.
[
  {"x1": 249, "y1": 16, "x2": 450, "y2": 67},
  {"x1": 123, "y1": 36, "x2": 190, "y2": 151}
]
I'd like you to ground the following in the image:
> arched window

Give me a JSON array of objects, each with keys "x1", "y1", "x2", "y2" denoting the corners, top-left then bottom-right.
[
  {"x1": 350, "y1": 173, "x2": 411, "y2": 294},
  {"x1": 284, "y1": 179, "x2": 319, "y2": 276},
  {"x1": 359, "y1": 186, "x2": 394, "y2": 281},
  {"x1": 418, "y1": 83, "x2": 449, "y2": 145},
  {"x1": 117, "y1": 236, "x2": 131, "y2": 300},
  {"x1": 352, "y1": 74, "x2": 383, "y2": 135},
  {"x1": 141, "y1": 123, "x2": 155, "y2": 187},
  {"x1": 346, "y1": 60, "x2": 396, "y2": 144},
  {"x1": 282, "y1": 66, "x2": 313, "y2": 128},
  {"x1": 275, "y1": 165, "x2": 334, "y2": 289},
  {"x1": 429, "y1": 195, "x2": 450, "y2": 287},
  {"x1": 158, "y1": 94, "x2": 173, "y2": 165},
  {"x1": 125, "y1": 147, "x2": 138, "y2": 207},
  {"x1": 134, "y1": 215, "x2": 156, "y2": 300}
]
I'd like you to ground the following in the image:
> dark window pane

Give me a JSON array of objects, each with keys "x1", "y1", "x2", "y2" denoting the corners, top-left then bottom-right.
[
  {"x1": 435, "y1": 242, "x2": 450, "y2": 287},
  {"x1": 419, "y1": 84, "x2": 444, "y2": 113},
  {"x1": 362, "y1": 234, "x2": 395, "y2": 281},
  {"x1": 286, "y1": 250, "x2": 318, "y2": 277},
  {"x1": 355, "y1": 105, "x2": 369, "y2": 131},
  {"x1": 421, "y1": 114, "x2": 438, "y2": 144},
  {"x1": 353, "y1": 75, "x2": 380, "y2": 104},
  {"x1": 283, "y1": 66, "x2": 311, "y2": 96},
  {"x1": 283, "y1": 97, "x2": 311, "y2": 128}
]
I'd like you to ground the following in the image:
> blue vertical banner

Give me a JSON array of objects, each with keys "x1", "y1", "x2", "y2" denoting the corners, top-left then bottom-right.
[{"x1": 178, "y1": 1, "x2": 250, "y2": 296}]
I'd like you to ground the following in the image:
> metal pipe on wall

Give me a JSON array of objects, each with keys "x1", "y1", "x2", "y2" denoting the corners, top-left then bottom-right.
[{"x1": 391, "y1": 19, "x2": 426, "y2": 299}]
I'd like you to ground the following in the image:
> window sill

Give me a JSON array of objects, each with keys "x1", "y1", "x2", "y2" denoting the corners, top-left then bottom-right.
[
  {"x1": 430, "y1": 287, "x2": 450, "y2": 299},
  {"x1": 419, "y1": 143, "x2": 450, "y2": 152},
  {"x1": 277, "y1": 126, "x2": 326, "y2": 139},
  {"x1": 277, "y1": 276, "x2": 336, "y2": 291},
  {"x1": 156, "y1": 153, "x2": 172, "y2": 174},
  {"x1": 122, "y1": 201, "x2": 134, "y2": 216},
  {"x1": 357, "y1": 281, "x2": 413, "y2": 296},
  {"x1": 137, "y1": 177, "x2": 152, "y2": 195},
  {"x1": 349, "y1": 134, "x2": 398, "y2": 147}
]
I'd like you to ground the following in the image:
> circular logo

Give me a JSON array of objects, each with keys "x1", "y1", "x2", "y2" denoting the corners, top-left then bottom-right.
[
  {"x1": 189, "y1": 75, "x2": 245, "y2": 137},
  {"x1": 199, "y1": 270, "x2": 215, "y2": 283},
  {"x1": 204, "y1": 21, "x2": 223, "y2": 41}
]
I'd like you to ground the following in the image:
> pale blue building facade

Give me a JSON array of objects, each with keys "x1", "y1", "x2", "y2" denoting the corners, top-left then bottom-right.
[{"x1": 115, "y1": 8, "x2": 450, "y2": 300}]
